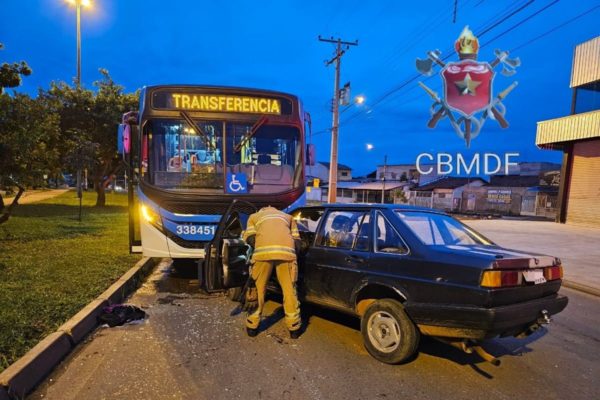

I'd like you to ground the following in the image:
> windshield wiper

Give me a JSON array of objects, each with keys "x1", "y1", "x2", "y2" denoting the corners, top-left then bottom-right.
[
  {"x1": 180, "y1": 110, "x2": 216, "y2": 151},
  {"x1": 234, "y1": 115, "x2": 269, "y2": 153}
]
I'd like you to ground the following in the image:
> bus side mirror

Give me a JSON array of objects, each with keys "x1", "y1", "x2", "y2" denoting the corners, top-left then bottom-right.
[
  {"x1": 307, "y1": 144, "x2": 316, "y2": 166},
  {"x1": 117, "y1": 123, "x2": 131, "y2": 157},
  {"x1": 304, "y1": 112, "x2": 315, "y2": 166}
]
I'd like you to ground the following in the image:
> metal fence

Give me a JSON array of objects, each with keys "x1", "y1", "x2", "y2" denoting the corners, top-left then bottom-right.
[{"x1": 409, "y1": 188, "x2": 558, "y2": 218}]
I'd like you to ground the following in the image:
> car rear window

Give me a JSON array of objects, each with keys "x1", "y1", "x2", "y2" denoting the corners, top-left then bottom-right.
[{"x1": 394, "y1": 211, "x2": 491, "y2": 246}]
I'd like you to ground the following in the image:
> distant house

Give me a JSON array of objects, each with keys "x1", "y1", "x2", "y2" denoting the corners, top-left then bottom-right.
[
  {"x1": 454, "y1": 173, "x2": 560, "y2": 217},
  {"x1": 321, "y1": 181, "x2": 411, "y2": 204},
  {"x1": 306, "y1": 161, "x2": 353, "y2": 183},
  {"x1": 321, "y1": 181, "x2": 363, "y2": 203},
  {"x1": 375, "y1": 164, "x2": 419, "y2": 182},
  {"x1": 506, "y1": 161, "x2": 562, "y2": 176},
  {"x1": 489, "y1": 175, "x2": 542, "y2": 187},
  {"x1": 410, "y1": 177, "x2": 487, "y2": 211}
]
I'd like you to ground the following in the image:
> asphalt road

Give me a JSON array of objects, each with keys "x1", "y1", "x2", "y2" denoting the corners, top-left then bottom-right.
[{"x1": 33, "y1": 261, "x2": 599, "y2": 400}]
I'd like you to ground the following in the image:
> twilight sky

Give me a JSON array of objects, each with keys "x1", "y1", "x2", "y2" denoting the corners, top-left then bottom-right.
[{"x1": 2, "y1": 0, "x2": 599, "y2": 176}]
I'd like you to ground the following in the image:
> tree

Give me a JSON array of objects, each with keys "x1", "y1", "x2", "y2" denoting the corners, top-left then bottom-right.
[
  {"x1": 0, "y1": 92, "x2": 62, "y2": 184},
  {"x1": 0, "y1": 42, "x2": 34, "y2": 220},
  {"x1": 42, "y1": 69, "x2": 138, "y2": 206},
  {"x1": 392, "y1": 188, "x2": 408, "y2": 204},
  {"x1": 0, "y1": 43, "x2": 32, "y2": 94},
  {"x1": 0, "y1": 93, "x2": 61, "y2": 223}
]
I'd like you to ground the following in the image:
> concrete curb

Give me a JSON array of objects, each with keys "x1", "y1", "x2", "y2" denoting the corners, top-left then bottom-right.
[
  {"x1": 99, "y1": 257, "x2": 157, "y2": 305},
  {"x1": 57, "y1": 299, "x2": 108, "y2": 345},
  {"x1": 0, "y1": 257, "x2": 158, "y2": 399},
  {"x1": 563, "y1": 280, "x2": 600, "y2": 298},
  {"x1": 0, "y1": 332, "x2": 72, "y2": 399}
]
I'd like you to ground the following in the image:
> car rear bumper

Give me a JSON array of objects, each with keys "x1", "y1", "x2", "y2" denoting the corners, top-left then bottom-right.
[{"x1": 407, "y1": 293, "x2": 569, "y2": 340}]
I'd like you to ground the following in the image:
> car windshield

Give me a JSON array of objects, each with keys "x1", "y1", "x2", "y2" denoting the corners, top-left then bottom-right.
[
  {"x1": 395, "y1": 211, "x2": 492, "y2": 246},
  {"x1": 142, "y1": 118, "x2": 301, "y2": 194}
]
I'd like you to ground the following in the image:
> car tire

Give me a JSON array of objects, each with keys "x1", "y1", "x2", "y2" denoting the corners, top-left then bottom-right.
[
  {"x1": 227, "y1": 287, "x2": 242, "y2": 302},
  {"x1": 360, "y1": 299, "x2": 420, "y2": 364}
]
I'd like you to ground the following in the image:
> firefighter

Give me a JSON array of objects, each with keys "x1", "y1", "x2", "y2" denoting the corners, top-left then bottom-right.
[{"x1": 242, "y1": 206, "x2": 302, "y2": 338}]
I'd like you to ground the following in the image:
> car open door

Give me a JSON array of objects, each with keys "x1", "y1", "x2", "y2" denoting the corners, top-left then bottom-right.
[{"x1": 203, "y1": 200, "x2": 256, "y2": 292}]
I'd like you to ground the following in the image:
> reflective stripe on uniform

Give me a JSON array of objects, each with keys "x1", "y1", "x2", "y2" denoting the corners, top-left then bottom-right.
[
  {"x1": 242, "y1": 227, "x2": 256, "y2": 240},
  {"x1": 253, "y1": 245, "x2": 295, "y2": 254},
  {"x1": 256, "y1": 214, "x2": 290, "y2": 228}
]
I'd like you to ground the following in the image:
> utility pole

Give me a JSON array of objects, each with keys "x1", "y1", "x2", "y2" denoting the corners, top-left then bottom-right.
[
  {"x1": 381, "y1": 154, "x2": 387, "y2": 204},
  {"x1": 319, "y1": 36, "x2": 358, "y2": 203}
]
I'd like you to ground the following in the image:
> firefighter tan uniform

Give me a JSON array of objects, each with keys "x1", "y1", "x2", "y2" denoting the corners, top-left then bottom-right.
[{"x1": 243, "y1": 206, "x2": 301, "y2": 332}]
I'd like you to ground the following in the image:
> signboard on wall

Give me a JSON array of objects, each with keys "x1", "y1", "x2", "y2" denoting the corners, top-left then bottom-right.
[{"x1": 487, "y1": 189, "x2": 512, "y2": 204}]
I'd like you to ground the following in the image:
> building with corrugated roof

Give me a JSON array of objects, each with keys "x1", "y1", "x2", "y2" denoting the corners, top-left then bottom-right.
[{"x1": 536, "y1": 36, "x2": 600, "y2": 226}]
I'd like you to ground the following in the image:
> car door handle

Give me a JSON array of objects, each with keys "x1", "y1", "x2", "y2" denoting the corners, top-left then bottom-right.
[{"x1": 345, "y1": 255, "x2": 365, "y2": 264}]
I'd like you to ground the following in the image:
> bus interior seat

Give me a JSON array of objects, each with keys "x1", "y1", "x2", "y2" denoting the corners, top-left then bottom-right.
[{"x1": 257, "y1": 154, "x2": 271, "y2": 164}]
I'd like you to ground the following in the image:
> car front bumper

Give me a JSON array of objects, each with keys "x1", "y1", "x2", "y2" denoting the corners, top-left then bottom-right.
[{"x1": 407, "y1": 293, "x2": 569, "y2": 340}]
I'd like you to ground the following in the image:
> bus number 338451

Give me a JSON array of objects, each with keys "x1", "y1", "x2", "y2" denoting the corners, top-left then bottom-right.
[{"x1": 175, "y1": 225, "x2": 216, "y2": 236}]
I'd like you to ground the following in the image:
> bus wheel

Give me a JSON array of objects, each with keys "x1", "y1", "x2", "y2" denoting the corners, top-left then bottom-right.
[{"x1": 227, "y1": 287, "x2": 242, "y2": 302}]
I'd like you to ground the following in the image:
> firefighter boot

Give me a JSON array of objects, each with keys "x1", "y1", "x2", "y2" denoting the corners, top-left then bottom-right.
[
  {"x1": 289, "y1": 328, "x2": 301, "y2": 339},
  {"x1": 246, "y1": 327, "x2": 259, "y2": 337}
]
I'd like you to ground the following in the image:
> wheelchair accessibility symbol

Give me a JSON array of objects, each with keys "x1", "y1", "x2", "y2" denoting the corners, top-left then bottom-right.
[{"x1": 226, "y1": 172, "x2": 247, "y2": 194}]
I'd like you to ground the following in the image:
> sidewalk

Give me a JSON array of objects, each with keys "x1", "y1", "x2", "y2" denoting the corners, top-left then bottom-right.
[
  {"x1": 3, "y1": 189, "x2": 69, "y2": 205},
  {"x1": 464, "y1": 219, "x2": 600, "y2": 296}
]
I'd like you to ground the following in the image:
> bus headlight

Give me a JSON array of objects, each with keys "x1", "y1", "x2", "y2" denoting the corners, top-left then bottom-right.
[{"x1": 140, "y1": 204, "x2": 162, "y2": 229}]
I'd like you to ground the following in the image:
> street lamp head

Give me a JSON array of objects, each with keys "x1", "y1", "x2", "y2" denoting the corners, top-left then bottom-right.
[
  {"x1": 366, "y1": 143, "x2": 374, "y2": 151},
  {"x1": 354, "y1": 95, "x2": 366, "y2": 105},
  {"x1": 66, "y1": 0, "x2": 92, "y2": 7}
]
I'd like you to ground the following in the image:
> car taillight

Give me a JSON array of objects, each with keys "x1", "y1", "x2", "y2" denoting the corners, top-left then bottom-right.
[
  {"x1": 544, "y1": 265, "x2": 563, "y2": 281},
  {"x1": 480, "y1": 270, "x2": 522, "y2": 288}
]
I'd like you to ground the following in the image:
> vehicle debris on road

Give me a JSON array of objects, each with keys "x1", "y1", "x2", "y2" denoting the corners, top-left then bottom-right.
[{"x1": 97, "y1": 304, "x2": 147, "y2": 327}]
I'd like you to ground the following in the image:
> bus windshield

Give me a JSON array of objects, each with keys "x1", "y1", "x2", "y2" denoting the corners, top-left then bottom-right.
[{"x1": 143, "y1": 118, "x2": 301, "y2": 194}]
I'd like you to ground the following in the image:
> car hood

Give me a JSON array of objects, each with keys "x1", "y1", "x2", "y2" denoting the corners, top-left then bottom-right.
[{"x1": 429, "y1": 244, "x2": 559, "y2": 269}]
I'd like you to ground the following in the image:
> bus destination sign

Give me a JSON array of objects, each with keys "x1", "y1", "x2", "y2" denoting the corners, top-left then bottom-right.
[{"x1": 152, "y1": 91, "x2": 283, "y2": 115}]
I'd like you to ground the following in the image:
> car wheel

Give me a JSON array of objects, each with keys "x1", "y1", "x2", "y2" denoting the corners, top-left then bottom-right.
[
  {"x1": 227, "y1": 287, "x2": 242, "y2": 302},
  {"x1": 360, "y1": 299, "x2": 420, "y2": 364}
]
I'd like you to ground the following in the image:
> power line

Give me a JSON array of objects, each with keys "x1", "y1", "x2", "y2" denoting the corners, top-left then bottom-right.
[
  {"x1": 480, "y1": 0, "x2": 560, "y2": 47},
  {"x1": 340, "y1": 1, "x2": 599, "y2": 147},
  {"x1": 381, "y1": 3, "x2": 456, "y2": 69},
  {"x1": 476, "y1": 0, "x2": 534, "y2": 38},
  {"x1": 386, "y1": 0, "x2": 528, "y2": 72},
  {"x1": 510, "y1": 3, "x2": 600, "y2": 52},
  {"x1": 340, "y1": 0, "x2": 555, "y2": 127},
  {"x1": 381, "y1": 2, "x2": 600, "y2": 126},
  {"x1": 453, "y1": 0, "x2": 459, "y2": 23}
]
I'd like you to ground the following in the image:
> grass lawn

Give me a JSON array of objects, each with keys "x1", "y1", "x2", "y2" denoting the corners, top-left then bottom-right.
[{"x1": 0, "y1": 191, "x2": 140, "y2": 372}]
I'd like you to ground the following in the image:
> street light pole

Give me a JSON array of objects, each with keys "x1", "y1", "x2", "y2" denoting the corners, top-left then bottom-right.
[
  {"x1": 381, "y1": 154, "x2": 387, "y2": 204},
  {"x1": 76, "y1": 0, "x2": 81, "y2": 87},
  {"x1": 67, "y1": 0, "x2": 90, "y2": 87}
]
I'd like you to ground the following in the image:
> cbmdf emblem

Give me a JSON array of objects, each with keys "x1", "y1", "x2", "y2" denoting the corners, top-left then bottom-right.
[{"x1": 416, "y1": 26, "x2": 520, "y2": 147}]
